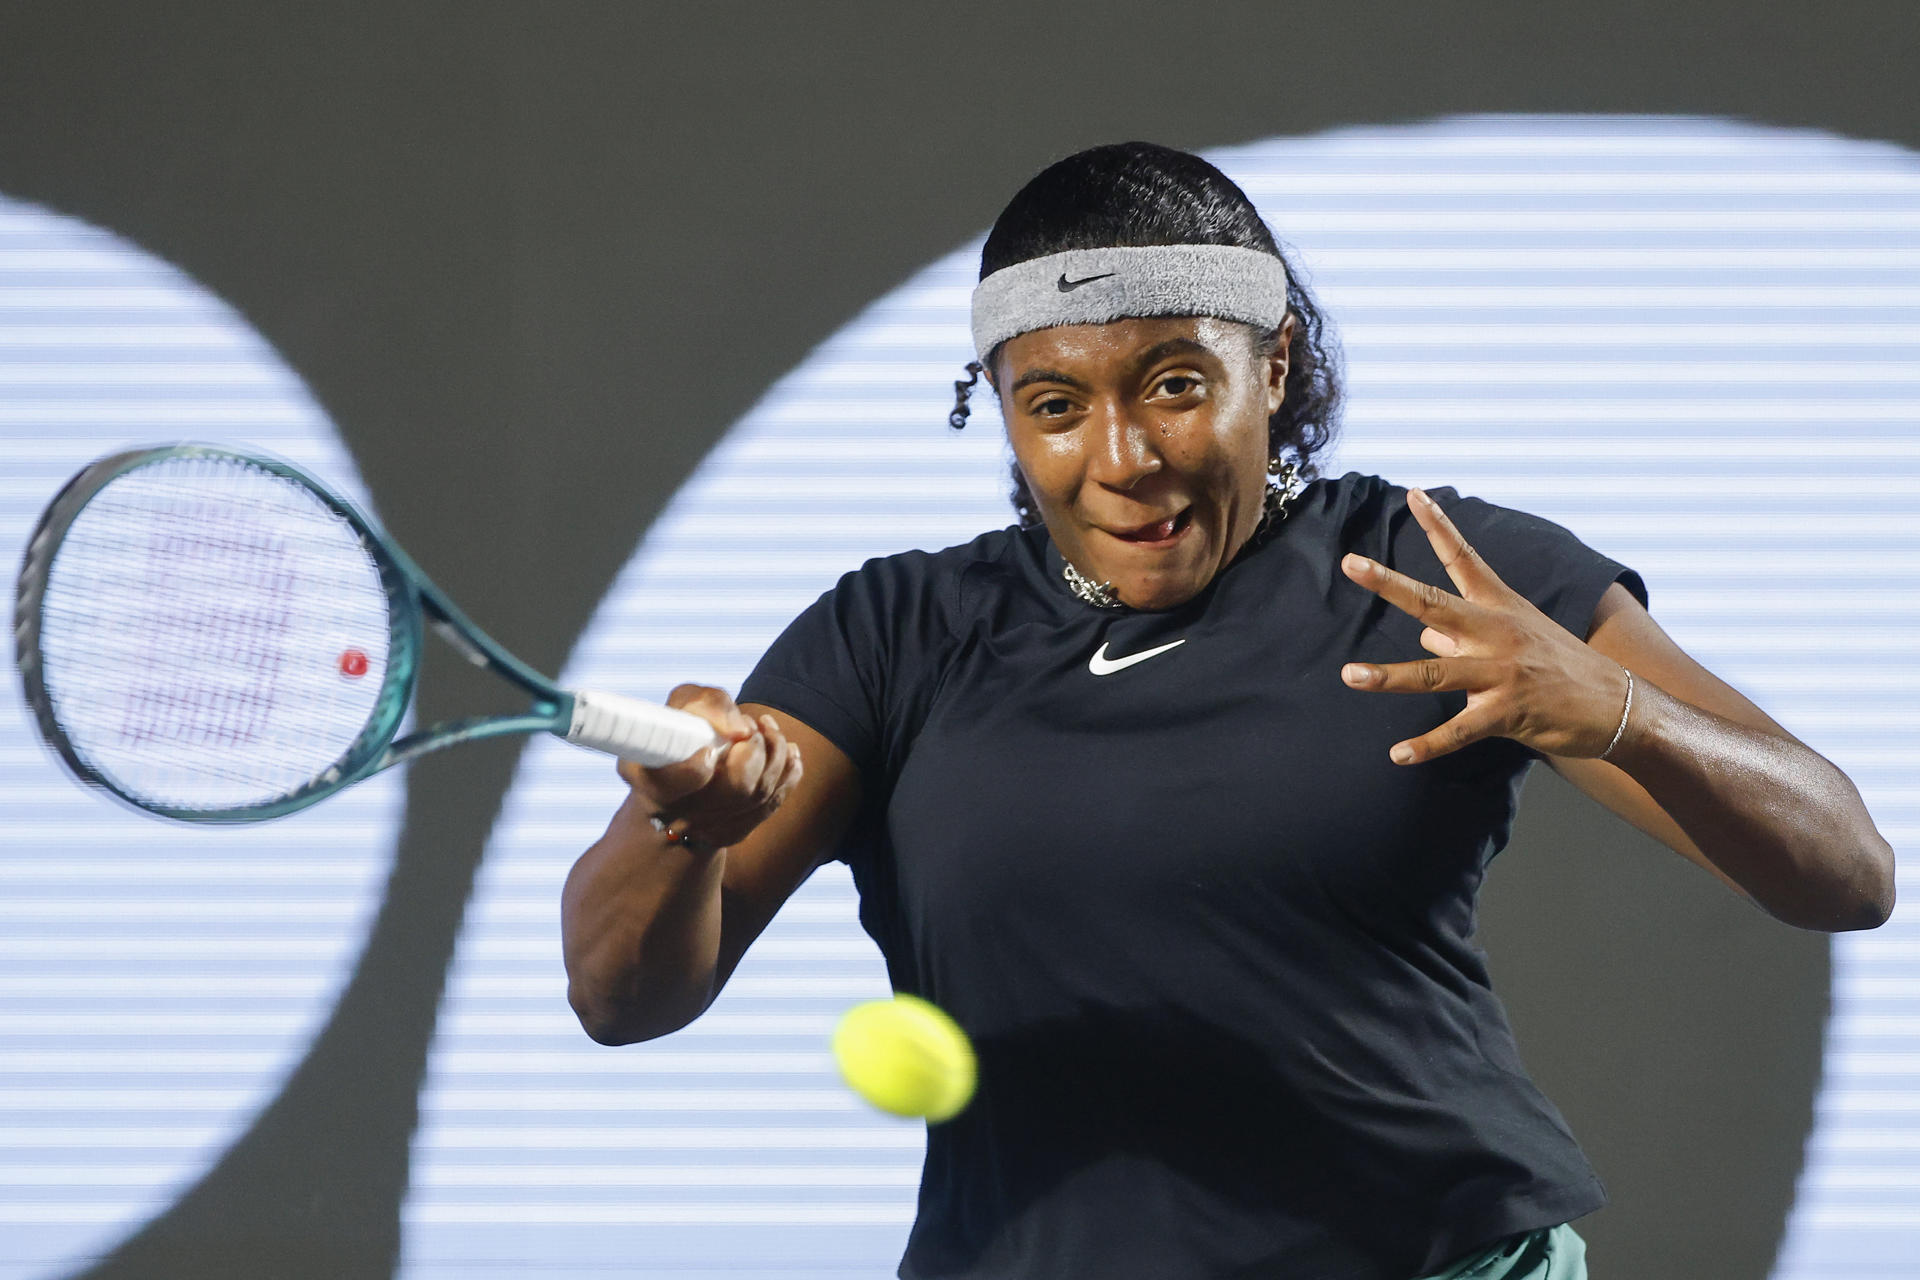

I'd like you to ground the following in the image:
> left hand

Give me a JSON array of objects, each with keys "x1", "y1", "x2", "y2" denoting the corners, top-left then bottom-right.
[{"x1": 1339, "y1": 488, "x2": 1630, "y2": 765}]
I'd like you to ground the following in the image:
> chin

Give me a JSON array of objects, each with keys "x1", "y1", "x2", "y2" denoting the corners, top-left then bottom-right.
[
  {"x1": 1116, "y1": 573, "x2": 1206, "y2": 611},
  {"x1": 1124, "y1": 546, "x2": 1220, "y2": 609}
]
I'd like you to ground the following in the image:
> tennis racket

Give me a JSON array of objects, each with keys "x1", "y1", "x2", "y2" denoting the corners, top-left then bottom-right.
[{"x1": 12, "y1": 443, "x2": 722, "y2": 823}]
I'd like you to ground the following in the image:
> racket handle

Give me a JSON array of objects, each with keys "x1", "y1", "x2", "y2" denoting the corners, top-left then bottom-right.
[{"x1": 564, "y1": 690, "x2": 724, "y2": 767}]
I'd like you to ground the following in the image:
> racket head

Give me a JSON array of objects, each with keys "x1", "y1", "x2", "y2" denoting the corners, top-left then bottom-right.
[{"x1": 14, "y1": 444, "x2": 422, "y2": 822}]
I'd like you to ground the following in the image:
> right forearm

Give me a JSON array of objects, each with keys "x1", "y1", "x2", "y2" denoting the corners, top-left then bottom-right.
[
  {"x1": 562, "y1": 790, "x2": 728, "y2": 1044},
  {"x1": 560, "y1": 690, "x2": 810, "y2": 1045}
]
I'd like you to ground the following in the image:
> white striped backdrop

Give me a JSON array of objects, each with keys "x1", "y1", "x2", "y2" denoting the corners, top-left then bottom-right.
[
  {"x1": 0, "y1": 204, "x2": 406, "y2": 1272},
  {"x1": 2, "y1": 111, "x2": 1917, "y2": 1279}
]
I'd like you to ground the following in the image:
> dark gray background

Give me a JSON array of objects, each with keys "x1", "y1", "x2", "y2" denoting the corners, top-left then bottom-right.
[{"x1": 3, "y1": 2, "x2": 1898, "y2": 1275}]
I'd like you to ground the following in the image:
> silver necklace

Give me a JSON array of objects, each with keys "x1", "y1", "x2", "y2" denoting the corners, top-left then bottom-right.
[
  {"x1": 1062, "y1": 557, "x2": 1121, "y2": 608},
  {"x1": 1061, "y1": 459, "x2": 1302, "y2": 609}
]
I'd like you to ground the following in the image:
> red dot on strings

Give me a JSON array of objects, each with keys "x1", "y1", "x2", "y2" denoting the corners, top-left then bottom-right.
[{"x1": 339, "y1": 649, "x2": 370, "y2": 678}]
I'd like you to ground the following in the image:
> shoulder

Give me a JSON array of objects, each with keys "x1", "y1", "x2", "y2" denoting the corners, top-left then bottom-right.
[
  {"x1": 814, "y1": 524, "x2": 1040, "y2": 641},
  {"x1": 1287, "y1": 469, "x2": 1425, "y2": 529},
  {"x1": 1297, "y1": 470, "x2": 1566, "y2": 557},
  {"x1": 1279, "y1": 470, "x2": 1410, "y2": 558},
  {"x1": 831, "y1": 524, "x2": 1037, "y2": 602},
  {"x1": 840, "y1": 524, "x2": 1033, "y2": 583},
  {"x1": 1308, "y1": 471, "x2": 1649, "y2": 634},
  {"x1": 1290, "y1": 469, "x2": 1640, "y2": 591},
  {"x1": 1297, "y1": 469, "x2": 1495, "y2": 526}
]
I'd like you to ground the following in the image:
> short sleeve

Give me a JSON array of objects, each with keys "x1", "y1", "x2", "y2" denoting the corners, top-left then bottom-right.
[
  {"x1": 737, "y1": 548, "x2": 956, "y2": 795},
  {"x1": 1394, "y1": 486, "x2": 1649, "y2": 643}
]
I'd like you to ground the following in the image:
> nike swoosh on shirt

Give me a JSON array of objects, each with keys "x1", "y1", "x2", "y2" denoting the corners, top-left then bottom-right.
[{"x1": 1088, "y1": 639, "x2": 1187, "y2": 676}]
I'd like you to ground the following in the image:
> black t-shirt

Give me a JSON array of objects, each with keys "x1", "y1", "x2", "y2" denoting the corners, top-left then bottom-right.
[{"x1": 738, "y1": 471, "x2": 1646, "y2": 1280}]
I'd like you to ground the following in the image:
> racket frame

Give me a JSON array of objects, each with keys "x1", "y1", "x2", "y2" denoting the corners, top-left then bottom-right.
[{"x1": 14, "y1": 443, "x2": 579, "y2": 823}]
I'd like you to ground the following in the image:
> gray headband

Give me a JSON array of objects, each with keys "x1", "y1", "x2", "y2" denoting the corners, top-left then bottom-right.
[{"x1": 970, "y1": 244, "x2": 1292, "y2": 361}]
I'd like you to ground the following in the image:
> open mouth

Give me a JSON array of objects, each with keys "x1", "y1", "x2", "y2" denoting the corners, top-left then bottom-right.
[{"x1": 1107, "y1": 508, "x2": 1193, "y2": 546}]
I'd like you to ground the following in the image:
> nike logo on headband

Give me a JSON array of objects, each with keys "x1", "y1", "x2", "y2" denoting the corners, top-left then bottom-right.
[{"x1": 1057, "y1": 271, "x2": 1116, "y2": 292}]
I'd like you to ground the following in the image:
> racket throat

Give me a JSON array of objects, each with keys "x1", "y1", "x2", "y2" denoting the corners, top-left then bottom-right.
[
  {"x1": 430, "y1": 617, "x2": 493, "y2": 667},
  {"x1": 374, "y1": 703, "x2": 569, "y2": 774}
]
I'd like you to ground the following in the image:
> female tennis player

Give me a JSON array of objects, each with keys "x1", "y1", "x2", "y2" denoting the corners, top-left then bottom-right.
[{"x1": 560, "y1": 142, "x2": 1895, "y2": 1279}]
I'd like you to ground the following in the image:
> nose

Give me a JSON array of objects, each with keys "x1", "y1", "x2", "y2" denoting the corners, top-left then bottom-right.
[{"x1": 1085, "y1": 399, "x2": 1162, "y2": 492}]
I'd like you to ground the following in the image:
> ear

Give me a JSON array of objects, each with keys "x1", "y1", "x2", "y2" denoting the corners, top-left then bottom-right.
[{"x1": 1264, "y1": 314, "x2": 1294, "y2": 415}]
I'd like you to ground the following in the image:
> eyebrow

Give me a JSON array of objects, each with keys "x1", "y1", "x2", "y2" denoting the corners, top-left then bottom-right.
[
  {"x1": 1005, "y1": 337, "x2": 1218, "y2": 395},
  {"x1": 1009, "y1": 367, "x2": 1086, "y2": 394},
  {"x1": 1129, "y1": 337, "x2": 1214, "y2": 371}
]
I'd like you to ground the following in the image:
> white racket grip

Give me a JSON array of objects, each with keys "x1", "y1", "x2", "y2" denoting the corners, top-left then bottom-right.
[{"x1": 564, "y1": 689, "x2": 724, "y2": 767}]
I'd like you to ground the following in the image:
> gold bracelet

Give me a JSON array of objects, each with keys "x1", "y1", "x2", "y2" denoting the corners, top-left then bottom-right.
[{"x1": 1597, "y1": 666, "x2": 1635, "y2": 761}]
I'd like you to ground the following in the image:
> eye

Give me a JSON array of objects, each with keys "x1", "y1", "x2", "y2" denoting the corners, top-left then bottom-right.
[
  {"x1": 1150, "y1": 372, "x2": 1205, "y2": 401},
  {"x1": 1032, "y1": 395, "x2": 1075, "y2": 419}
]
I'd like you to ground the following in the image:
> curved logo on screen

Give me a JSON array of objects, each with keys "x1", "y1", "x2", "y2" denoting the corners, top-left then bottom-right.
[
  {"x1": 0, "y1": 196, "x2": 405, "y2": 1277},
  {"x1": 400, "y1": 115, "x2": 1920, "y2": 1277}
]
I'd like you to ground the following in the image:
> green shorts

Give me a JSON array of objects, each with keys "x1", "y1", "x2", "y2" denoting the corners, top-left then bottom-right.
[{"x1": 1417, "y1": 1223, "x2": 1588, "y2": 1280}]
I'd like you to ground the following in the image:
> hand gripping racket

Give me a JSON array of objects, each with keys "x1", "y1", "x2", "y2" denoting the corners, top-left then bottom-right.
[{"x1": 12, "y1": 444, "x2": 722, "y2": 823}]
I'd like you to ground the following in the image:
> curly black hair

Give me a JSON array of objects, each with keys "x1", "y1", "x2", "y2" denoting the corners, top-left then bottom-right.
[{"x1": 953, "y1": 141, "x2": 1343, "y2": 528}]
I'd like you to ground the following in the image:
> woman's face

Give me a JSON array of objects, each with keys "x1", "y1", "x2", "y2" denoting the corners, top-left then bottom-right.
[{"x1": 992, "y1": 315, "x2": 1290, "y2": 611}]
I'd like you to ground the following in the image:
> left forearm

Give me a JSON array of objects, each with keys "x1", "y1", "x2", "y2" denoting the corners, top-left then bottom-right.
[{"x1": 1608, "y1": 677, "x2": 1895, "y2": 931}]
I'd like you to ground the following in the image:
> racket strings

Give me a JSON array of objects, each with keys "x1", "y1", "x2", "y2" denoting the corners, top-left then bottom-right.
[{"x1": 34, "y1": 454, "x2": 394, "y2": 813}]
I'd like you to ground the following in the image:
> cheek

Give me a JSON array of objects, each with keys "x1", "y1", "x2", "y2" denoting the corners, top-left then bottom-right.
[
  {"x1": 1186, "y1": 409, "x2": 1269, "y2": 486},
  {"x1": 1006, "y1": 428, "x2": 1079, "y2": 499},
  {"x1": 1219, "y1": 389, "x2": 1275, "y2": 470}
]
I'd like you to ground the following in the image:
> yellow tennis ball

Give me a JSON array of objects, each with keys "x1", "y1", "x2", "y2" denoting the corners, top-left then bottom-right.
[{"x1": 831, "y1": 994, "x2": 977, "y2": 1122}]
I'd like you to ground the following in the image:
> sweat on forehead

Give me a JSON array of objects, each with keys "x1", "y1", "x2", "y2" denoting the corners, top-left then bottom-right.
[{"x1": 970, "y1": 244, "x2": 1291, "y2": 363}]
